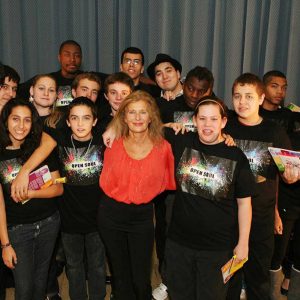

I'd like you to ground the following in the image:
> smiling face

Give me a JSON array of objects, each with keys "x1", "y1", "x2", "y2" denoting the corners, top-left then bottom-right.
[
  {"x1": 105, "y1": 82, "x2": 132, "y2": 115},
  {"x1": 7, "y1": 105, "x2": 32, "y2": 148},
  {"x1": 120, "y1": 53, "x2": 144, "y2": 85},
  {"x1": 232, "y1": 83, "x2": 264, "y2": 124},
  {"x1": 30, "y1": 76, "x2": 57, "y2": 109},
  {"x1": 58, "y1": 43, "x2": 82, "y2": 78},
  {"x1": 0, "y1": 77, "x2": 18, "y2": 111},
  {"x1": 124, "y1": 100, "x2": 151, "y2": 135},
  {"x1": 66, "y1": 105, "x2": 97, "y2": 141},
  {"x1": 72, "y1": 78, "x2": 100, "y2": 103},
  {"x1": 193, "y1": 103, "x2": 227, "y2": 145},
  {"x1": 154, "y1": 62, "x2": 181, "y2": 92}
]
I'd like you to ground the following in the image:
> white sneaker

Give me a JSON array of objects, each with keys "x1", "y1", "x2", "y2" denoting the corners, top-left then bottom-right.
[
  {"x1": 152, "y1": 283, "x2": 168, "y2": 300},
  {"x1": 240, "y1": 288, "x2": 247, "y2": 300}
]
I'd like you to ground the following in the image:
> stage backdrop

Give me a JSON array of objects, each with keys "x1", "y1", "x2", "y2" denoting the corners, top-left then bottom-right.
[{"x1": 1, "y1": 0, "x2": 299, "y2": 106}]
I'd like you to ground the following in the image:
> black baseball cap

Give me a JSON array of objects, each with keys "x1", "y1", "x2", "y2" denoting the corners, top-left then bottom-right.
[{"x1": 147, "y1": 53, "x2": 182, "y2": 81}]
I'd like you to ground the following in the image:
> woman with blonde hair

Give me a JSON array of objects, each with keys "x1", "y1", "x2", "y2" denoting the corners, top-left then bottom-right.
[
  {"x1": 98, "y1": 90, "x2": 176, "y2": 300},
  {"x1": 29, "y1": 74, "x2": 57, "y2": 122}
]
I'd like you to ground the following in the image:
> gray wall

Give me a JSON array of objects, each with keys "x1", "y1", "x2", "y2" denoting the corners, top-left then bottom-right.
[{"x1": 1, "y1": 0, "x2": 300, "y2": 106}]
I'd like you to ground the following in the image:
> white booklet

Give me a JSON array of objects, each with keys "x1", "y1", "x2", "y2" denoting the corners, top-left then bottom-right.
[{"x1": 268, "y1": 147, "x2": 300, "y2": 172}]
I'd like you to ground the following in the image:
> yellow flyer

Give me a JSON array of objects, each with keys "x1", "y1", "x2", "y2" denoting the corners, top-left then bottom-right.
[{"x1": 221, "y1": 255, "x2": 248, "y2": 284}]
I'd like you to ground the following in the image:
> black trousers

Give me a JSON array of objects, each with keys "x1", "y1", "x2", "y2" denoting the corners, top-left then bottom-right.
[
  {"x1": 165, "y1": 239, "x2": 231, "y2": 300},
  {"x1": 227, "y1": 215, "x2": 274, "y2": 300},
  {"x1": 272, "y1": 207, "x2": 300, "y2": 271},
  {"x1": 0, "y1": 261, "x2": 5, "y2": 300},
  {"x1": 97, "y1": 195, "x2": 154, "y2": 300},
  {"x1": 153, "y1": 191, "x2": 175, "y2": 277},
  {"x1": 154, "y1": 192, "x2": 168, "y2": 274}
]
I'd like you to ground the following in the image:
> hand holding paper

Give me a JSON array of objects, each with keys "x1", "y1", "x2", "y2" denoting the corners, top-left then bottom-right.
[{"x1": 221, "y1": 255, "x2": 248, "y2": 284}]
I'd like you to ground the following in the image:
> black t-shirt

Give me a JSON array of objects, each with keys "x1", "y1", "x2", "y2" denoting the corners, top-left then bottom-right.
[
  {"x1": 46, "y1": 127, "x2": 105, "y2": 233},
  {"x1": 99, "y1": 114, "x2": 113, "y2": 130},
  {"x1": 259, "y1": 106, "x2": 300, "y2": 148},
  {"x1": 259, "y1": 107, "x2": 300, "y2": 210},
  {"x1": 134, "y1": 81, "x2": 161, "y2": 98},
  {"x1": 92, "y1": 71, "x2": 110, "y2": 120},
  {"x1": 39, "y1": 115, "x2": 49, "y2": 126},
  {"x1": 157, "y1": 95, "x2": 196, "y2": 131},
  {"x1": 0, "y1": 149, "x2": 59, "y2": 225},
  {"x1": 259, "y1": 106, "x2": 295, "y2": 134},
  {"x1": 279, "y1": 180, "x2": 300, "y2": 210},
  {"x1": 225, "y1": 117, "x2": 291, "y2": 219},
  {"x1": 97, "y1": 96, "x2": 112, "y2": 122},
  {"x1": 50, "y1": 71, "x2": 80, "y2": 107},
  {"x1": 165, "y1": 129, "x2": 255, "y2": 251}
]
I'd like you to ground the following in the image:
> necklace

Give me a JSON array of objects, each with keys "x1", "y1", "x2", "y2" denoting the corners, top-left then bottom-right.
[
  {"x1": 6, "y1": 145, "x2": 20, "y2": 150},
  {"x1": 70, "y1": 135, "x2": 93, "y2": 160}
]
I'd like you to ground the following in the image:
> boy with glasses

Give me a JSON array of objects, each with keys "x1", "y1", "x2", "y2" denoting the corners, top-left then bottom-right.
[{"x1": 120, "y1": 47, "x2": 160, "y2": 97}]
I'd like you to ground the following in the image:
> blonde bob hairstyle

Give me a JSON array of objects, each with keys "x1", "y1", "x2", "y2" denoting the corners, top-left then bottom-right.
[{"x1": 109, "y1": 90, "x2": 164, "y2": 144}]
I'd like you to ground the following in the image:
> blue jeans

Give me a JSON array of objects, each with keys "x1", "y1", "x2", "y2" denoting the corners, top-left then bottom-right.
[
  {"x1": 61, "y1": 231, "x2": 106, "y2": 300},
  {"x1": 8, "y1": 211, "x2": 60, "y2": 300}
]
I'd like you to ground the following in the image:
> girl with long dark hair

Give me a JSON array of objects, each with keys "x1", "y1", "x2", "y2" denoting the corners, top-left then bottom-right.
[{"x1": 0, "y1": 99, "x2": 63, "y2": 300}]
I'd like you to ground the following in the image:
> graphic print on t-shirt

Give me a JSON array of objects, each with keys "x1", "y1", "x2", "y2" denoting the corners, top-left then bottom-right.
[
  {"x1": 0, "y1": 158, "x2": 21, "y2": 192},
  {"x1": 56, "y1": 85, "x2": 73, "y2": 107},
  {"x1": 177, "y1": 148, "x2": 236, "y2": 201},
  {"x1": 235, "y1": 139, "x2": 272, "y2": 183},
  {"x1": 174, "y1": 111, "x2": 196, "y2": 132},
  {"x1": 59, "y1": 144, "x2": 103, "y2": 185}
]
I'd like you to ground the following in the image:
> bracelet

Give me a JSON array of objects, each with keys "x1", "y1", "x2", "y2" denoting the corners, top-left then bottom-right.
[{"x1": 1, "y1": 242, "x2": 11, "y2": 249}]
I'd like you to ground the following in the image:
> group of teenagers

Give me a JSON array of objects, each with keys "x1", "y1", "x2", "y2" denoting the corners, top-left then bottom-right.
[{"x1": 0, "y1": 39, "x2": 299, "y2": 300}]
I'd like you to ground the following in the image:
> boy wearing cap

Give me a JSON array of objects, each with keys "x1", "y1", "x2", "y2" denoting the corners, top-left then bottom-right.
[
  {"x1": 147, "y1": 54, "x2": 183, "y2": 300},
  {"x1": 147, "y1": 53, "x2": 183, "y2": 100}
]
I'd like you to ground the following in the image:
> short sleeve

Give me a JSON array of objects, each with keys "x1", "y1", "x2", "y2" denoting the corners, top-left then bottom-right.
[
  {"x1": 43, "y1": 149, "x2": 60, "y2": 173},
  {"x1": 235, "y1": 151, "x2": 256, "y2": 199},
  {"x1": 274, "y1": 124, "x2": 292, "y2": 150},
  {"x1": 43, "y1": 126, "x2": 62, "y2": 144},
  {"x1": 164, "y1": 127, "x2": 177, "y2": 147}
]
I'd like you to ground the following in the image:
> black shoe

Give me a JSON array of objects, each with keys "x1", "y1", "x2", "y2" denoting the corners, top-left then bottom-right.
[
  {"x1": 4, "y1": 268, "x2": 14, "y2": 288},
  {"x1": 106, "y1": 275, "x2": 112, "y2": 284},
  {"x1": 281, "y1": 286, "x2": 288, "y2": 296},
  {"x1": 46, "y1": 294, "x2": 62, "y2": 300},
  {"x1": 56, "y1": 261, "x2": 65, "y2": 277},
  {"x1": 0, "y1": 289, "x2": 6, "y2": 300}
]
